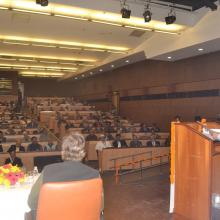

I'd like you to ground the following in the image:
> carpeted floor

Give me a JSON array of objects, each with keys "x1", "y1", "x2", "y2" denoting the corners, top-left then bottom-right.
[{"x1": 102, "y1": 165, "x2": 172, "y2": 220}]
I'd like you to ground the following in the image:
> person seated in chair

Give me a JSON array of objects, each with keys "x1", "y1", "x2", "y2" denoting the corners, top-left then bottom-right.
[
  {"x1": 0, "y1": 131, "x2": 6, "y2": 143},
  {"x1": 112, "y1": 134, "x2": 128, "y2": 148},
  {"x1": 96, "y1": 135, "x2": 112, "y2": 153},
  {"x1": 5, "y1": 146, "x2": 23, "y2": 167},
  {"x1": 26, "y1": 119, "x2": 38, "y2": 129},
  {"x1": 28, "y1": 132, "x2": 100, "y2": 220},
  {"x1": 9, "y1": 139, "x2": 25, "y2": 152},
  {"x1": 27, "y1": 136, "x2": 43, "y2": 152},
  {"x1": 44, "y1": 140, "x2": 58, "y2": 152},
  {"x1": 147, "y1": 135, "x2": 160, "y2": 147},
  {"x1": 85, "y1": 129, "x2": 98, "y2": 141},
  {"x1": 104, "y1": 131, "x2": 114, "y2": 141},
  {"x1": 130, "y1": 134, "x2": 142, "y2": 147},
  {"x1": 139, "y1": 123, "x2": 150, "y2": 133}
]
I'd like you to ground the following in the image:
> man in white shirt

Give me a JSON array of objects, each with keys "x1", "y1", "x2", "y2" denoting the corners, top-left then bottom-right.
[{"x1": 95, "y1": 135, "x2": 112, "y2": 152}]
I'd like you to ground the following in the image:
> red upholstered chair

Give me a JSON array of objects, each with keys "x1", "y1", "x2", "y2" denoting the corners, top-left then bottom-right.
[{"x1": 36, "y1": 178, "x2": 103, "y2": 220}]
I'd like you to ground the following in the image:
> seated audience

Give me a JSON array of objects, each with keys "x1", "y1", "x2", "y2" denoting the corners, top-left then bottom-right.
[
  {"x1": 5, "y1": 146, "x2": 23, "y2": 167},
  {"x1": 5, "y1": 127, "x2": 16, "y2": 135},
  {"x1": 26, "y1": 119, "x2": 38, "y2": 129},
  {"x1": 194, "y1": 115, "x2": 202, "y2": 122},
  {"x1": 28, "y1": 132, "x2": 100, "y2": 220},
  {"x1": 44, "y1": 140, "x2": 58, "y2": 152},
  {"x1": 0, "y1": 131, "x2": 6, "y2": 143},
  {"x1": 85, "y1": 129, "x2": 98, "y2": 141},
  {"x1": 95, "y1": 135, "x2": 112, "y2": 153},
  {"x1": 151, "y1": 123, "x2": 160, "y2": 132},
  {"x1": 104, "y1": 131, "x2": 114, "y2": 141},
  {"x1": 130, "y1": 135, "x2": 142, "y2": 147},
  {"x1": 139, "y1": 123, "x2": 150, "y2": 133},
  {"x1": 39, "y1": 128, "x2": 49, "y2": 141},
  {"x1": 147, "y1": 136, "x2": 160, "y2": 147},
  {"x1": 112, "y1": 134, "x2": 128, "y2": 148},
  {"x1": 23, "y1": 131, "x2": 31, "y2": 142},
  {"x1": 65, "y1": 121, "x2": 74, "y2": 130},
  {"x1": 9, "y1": 139, "x2": 25, "y2": 152},
  {"x1": 174, "y1": 115, "x2": 181, "y2": 123},
  {"x1": 27, "y1": 136, "x2": 43, "y2": 152}
]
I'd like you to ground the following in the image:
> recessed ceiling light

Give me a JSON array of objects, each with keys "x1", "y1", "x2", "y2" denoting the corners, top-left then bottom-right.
[
  {"x1": 198, "y1": 48, "x2": 204, "y2": 51},
  {"x1": 90, "y1": 72, "x2": 93, "y2": 75},
  {"x1": 167, "y1": 56, "x2": 172, "y2": 59},
  {"x1": 99, "y1": 69, "x2": 103, "y2": 72},
  {"x1": 125, "y1": 60, "x2": 129, "y2": 63},
  {"x1": 111, "y1": 64, "x2": 115, "y2": 68}
]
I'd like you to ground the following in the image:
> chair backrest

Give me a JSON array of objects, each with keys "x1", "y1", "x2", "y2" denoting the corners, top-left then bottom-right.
[{"x1": 37, "y1": 178, "x2": 102, "y2": 220}]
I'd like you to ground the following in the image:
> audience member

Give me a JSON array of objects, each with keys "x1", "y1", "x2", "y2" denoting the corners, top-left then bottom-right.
[
  {"x1": 44, "y1": 140, "x2": 58, "y2": 152},
  {"x1": 147, "y1": 135, "x2": 160, "y2": 147},
  {"x1": 27, "y1": 136, "x2": 43, "y2": 152},
  {"x1": 26, "y1": 119, "x2": 38, "y2": 129},
  {"x1": 104, "y1": 131, "x2": 114, "y2": 141},
  {"x1": 130, "y1": 134, "x2": 142, "y2": 147},
  {"x1": 85, "y1": 129, "x2": 98, "y2": 141},
  {"x1": 39, "y1": 128, "x2": 49, "y2": 141},
  {"x1": 140, "y1": 123, "x2": 150, "y2": 133},
  {"x1": 174, "y1": 115, "x2": 181, "y2": 123},
  {"x1": 112, "y1": 134, "x2": 128, "y2": 148},
  {"x1": 96, "y1": 135, "x2": 112, "y2": 153},
  {"x1": 5, "y1": 146, "x2": 23, "y2": 167},
  {"x1": 151, "y1": 123, "x2": 160, "y2": 132},
  {"x1": 28, "y1": 132, "x2": 100, "y2": 220},
  {"x1": 0, "y1": 131, "x2": 6, "y2": 143},
  {"x1": 9, "y1": 139, "x2": 25, "y2": 152}
]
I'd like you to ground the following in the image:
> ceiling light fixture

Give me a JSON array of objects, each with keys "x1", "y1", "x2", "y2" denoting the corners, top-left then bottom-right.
[
  {"x1": 198, "y1": 48, "x2": 204, "y2": 51},
  {"x1": 125, "y1": 60, "x2": 130, "y2": 63},
  {"x1": 143, "y1": 2, "x2": 152, "y2": 23},
  {"x1": 165, "y1": 7, "x2": 176, "y2": 25},
  {"x1": 90, "y1": 72, "x2": 93, "y2": 75},
  {"x1": 99, "y1": 69, "x2": 103, "y2": 72},
  {"x1": 36, "y1": 0, "x2": 49, "y2": 7},
  {"x1": 111, "y1": 64, "x2": 115, "y2": 68},
  {"x1": 0, "y1": 53, "x2": 96, "y2": 63},
  {"x1": 120, "y1": 0, "x2": 131, "y2": 19},
  {"x1": 167, "y1": 56, "x2": 172, "y2": 59}
]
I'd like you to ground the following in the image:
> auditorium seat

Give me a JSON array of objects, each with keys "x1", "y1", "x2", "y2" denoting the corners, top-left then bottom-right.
[{"x1": 37, "y1": 178, "x2": 103, "y2": 220}]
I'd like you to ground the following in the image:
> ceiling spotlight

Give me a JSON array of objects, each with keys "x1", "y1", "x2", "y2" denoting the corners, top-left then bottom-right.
[
  {"x1": 99, "y1": 69, "x2": 103, "y2": 72},
  {"x1": 167, "y1": 56, "x2": 172, "y2": 59},
  {"x1": 125, "y1": 60, "x2": 129, "y2": 63},
  {"x1": 36, "y1": 0, "x2": 49, "y2": 7},
  {"x1": 143, "y1": 3, "x2": 152, "y2": 23},
  {"x1": 165, "y1": 7, "x2": 176, "y2": 25},
  {"x1": 198, "y1": 48, "x2": 204, "y2": 51},
  {"x1": 90, "y1": 72, "x2": 93, "y2": 75},
  {"x1": 111, "y1": 64, "x2": 115, "y2": 68},
  {"x1": 120, "y1": 1, "x2": 131, "y2": 19}
]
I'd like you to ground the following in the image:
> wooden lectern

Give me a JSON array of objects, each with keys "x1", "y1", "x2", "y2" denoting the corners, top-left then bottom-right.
[{"x1": 173, "y1": 122, "x2": 220, "y2": 220}]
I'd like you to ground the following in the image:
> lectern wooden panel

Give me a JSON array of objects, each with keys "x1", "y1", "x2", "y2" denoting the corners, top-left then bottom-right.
[{"x1": 173, "y1": 122, "x2": 220, "y2": 220}]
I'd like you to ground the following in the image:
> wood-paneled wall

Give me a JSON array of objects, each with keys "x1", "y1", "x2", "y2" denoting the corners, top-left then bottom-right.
[{"x1": 21, "y1": 51, "x2": 220, "y2": 131}]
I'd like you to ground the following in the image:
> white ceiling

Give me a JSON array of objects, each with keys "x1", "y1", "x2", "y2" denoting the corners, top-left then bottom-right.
[{"x1": 0, "y1": 0, "x2": 218, "y2": 79}]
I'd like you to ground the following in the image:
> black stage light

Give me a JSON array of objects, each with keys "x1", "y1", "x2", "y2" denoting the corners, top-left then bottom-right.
[
  {"x1": 165, "y1": 15, "x2": 176, "y2": 25},
  {"x1": 143, "y1": 10, "x2": 152, "y2": 22},
  {"x1": 36, "y1": 0, "x2": 48, "y2": 7},
  {"x1": 121, "y1": 7, "x2": 131, "y2": 18},
  {"x1": 204, "y1": 0, "x2": 218, "y2": 11}
]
